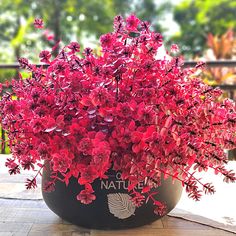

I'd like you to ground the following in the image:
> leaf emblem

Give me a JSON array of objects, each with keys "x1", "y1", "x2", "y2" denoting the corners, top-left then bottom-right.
[{"x1": 107, "y1": 193, "x2": 136, "y2": 219}]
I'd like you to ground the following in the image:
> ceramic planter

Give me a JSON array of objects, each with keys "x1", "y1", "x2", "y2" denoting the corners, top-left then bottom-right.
[{"x1": 42, "y1": 166, "x2": 182, "y2": 229}]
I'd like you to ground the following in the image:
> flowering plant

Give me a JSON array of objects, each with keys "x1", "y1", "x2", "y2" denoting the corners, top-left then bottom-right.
[{"x1": 0, "y1": 15, "x2": 236, "y2": 216}]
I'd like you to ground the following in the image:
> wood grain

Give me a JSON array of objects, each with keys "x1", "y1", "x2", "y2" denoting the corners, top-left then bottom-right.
[{"x1": 0, "y1": 198, "x2": 235, "y2": 236}]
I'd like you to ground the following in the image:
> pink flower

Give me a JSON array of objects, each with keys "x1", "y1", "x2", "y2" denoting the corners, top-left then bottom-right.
[
  {"x1": 77, "y1": 189, "x2": 96, "y2": 204},
  {"x1": 91, "y1": 145, "x2": 111, "y2": 166},
  {"x1": 126, "y1": 14, "x2": 140, "y2": 32},
  {"x1": 68, "y1": 42, "x2": 80, "y2": 53},
  {"x1": 18, "y1": 57, "x2": 31, "y2": 70},
  {"x1": 171, "y1": 44, "x2": 179, "y2": 53},
  {"x1": 52, "y1": 150, "x2": 72, "y2": 173},
  {"x1": 78, "y1": 166, "x2": 98, "y2": 184},
  {"x1": 78, "y1": 138, "x2": 93, "y2": 155},
  {"x1": 43, "y1": 30, "x2": 54, "y2": 41},
  {"x1": 100, "y1": 33, "x2": 113, "y2": 48},
  {"x1": 113, "y1": 15, "x2": 124, "y2": 33},
  {"x1": 39, "y1": 50, "x2": 51, "y2": 63},
  {"x1": 34, "y1": 18, "x2": 44, "y2": 29},
  {"x1": 154, "y1": 201, "x2": 167, "y2": 216}
]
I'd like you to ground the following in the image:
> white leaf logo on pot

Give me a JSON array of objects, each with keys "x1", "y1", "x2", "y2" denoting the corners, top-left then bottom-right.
[{"x1": 107, "y1": 193, "x2": 136, "y2": 219}]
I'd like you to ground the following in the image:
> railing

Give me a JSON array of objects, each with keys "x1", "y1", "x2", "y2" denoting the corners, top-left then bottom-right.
[
  {"x1": 1, "y1": 59, "x2": 236, "y2": 68},
  {"x1": 0, "y1": 60, "x2": 236, "y2": 154}
]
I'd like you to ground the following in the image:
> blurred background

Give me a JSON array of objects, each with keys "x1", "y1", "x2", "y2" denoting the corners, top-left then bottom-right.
[
  {"x1": 0, "y1": 0, "x2": 236, "y2": 157},
  {"x1": 0, "y1": 0, "x2": 236, "y2": 81}
]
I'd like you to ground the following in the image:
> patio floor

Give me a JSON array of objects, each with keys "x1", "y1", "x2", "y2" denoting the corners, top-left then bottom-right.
[{"x1": 0, "y1": 198, "x2": 235, "y2": 236}]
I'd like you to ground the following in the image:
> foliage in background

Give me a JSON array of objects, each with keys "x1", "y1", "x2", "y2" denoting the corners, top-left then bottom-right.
[
  {"x1": 0, "y1": 0, "x2": 171, "y2": 61},
  {"x1": 0, "y1": 70, "x2": 16, "y2": 84},
  {"x1": 173, "y1": 0, "x2": 236, "y2": 57},
  {"x1": 1, "y1": 0, "x2": 236, "y2": 61},
  {"x1": 2, "y1": 0, "x2": 236, "y2": 77},
  {"x1": 207, "y1": 29, "x2": 236, "y2": 60},
  {"x1": 0, "y1": 0, "x2": 171, "y2": 81},
  {"x1": 201, "y1": 29, "x2": 236, "y2": 86}
]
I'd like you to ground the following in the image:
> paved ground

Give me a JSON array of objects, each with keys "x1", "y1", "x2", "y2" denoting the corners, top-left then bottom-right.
[{"x1": 0, "y1": 198, "x2": 235, "y2": 236}]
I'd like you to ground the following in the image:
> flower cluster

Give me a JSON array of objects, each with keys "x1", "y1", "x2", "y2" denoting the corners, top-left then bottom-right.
[{"x1": 1, "y1": 14, "x2": 236, "y2": 215}]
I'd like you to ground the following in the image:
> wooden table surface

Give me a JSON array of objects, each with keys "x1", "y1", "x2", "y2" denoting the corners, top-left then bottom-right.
[{"x1": 0, "y1": 198, "x2": 234, "y2": 236}]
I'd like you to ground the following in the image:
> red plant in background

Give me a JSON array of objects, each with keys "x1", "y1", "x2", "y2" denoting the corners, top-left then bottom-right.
[
  {"x1": 199, "y1": 29, "x2": 236, "y2": 86},
  {"x1": 34, "y1": 18, "x2": 44, "y2": 29},
  {"x1": 0, "y1": 15, "x2": 236, "y2": 216}
]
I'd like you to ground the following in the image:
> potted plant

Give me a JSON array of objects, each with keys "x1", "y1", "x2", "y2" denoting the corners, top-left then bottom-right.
[{"x1": 0, "y1": 14, "x2": 235, "y2": 229}]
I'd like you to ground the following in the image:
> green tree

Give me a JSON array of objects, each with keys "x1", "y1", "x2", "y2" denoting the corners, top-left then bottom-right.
[
  {"x1": 173, "y1": 0, "x2": 236, "y2": 57},
  {"x1": 0, "y1": 0, "x2": 171, "y2": 62},
  {"x1": 34, "y1": 0, "x2": 171, "y2": 52},
  {"x1": 133, "y1": 0, "x2": 172, "y2": 33},
  {"x1": 0, "y1": 0, "x2": 38, "y2": 81},
  {"x1": 0, "y1": 0, "x2": 35, "y2": 61}
]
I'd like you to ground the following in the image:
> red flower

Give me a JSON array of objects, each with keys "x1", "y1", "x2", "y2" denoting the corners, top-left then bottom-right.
[
  {"x1": 171, "y1": 44, "x2": 179, "y2": 53},
  {"x1": 34, "y1": 18, "x2": 44, "y2": 29},
  {"x1": 91, "y1": 144, "x2": 111, "y2": 166},
  {"x1": 68, "y1": 42, "x2": 80, "y2": 53},
  {"x1": 90, "y1": 87, "x2": 113, "y2": 106},
  {"x1": 137, "y1": 104, "x2": 155, "y2": 124},
  {"x1": 18, "y1": 57, "x2": 31, "y2": 70},
  {"x1": 126, "y1": 14, "x2": 140, "y2": 32},
  {"x1": 30, "y1": 119, "x2": 45, "y2": 133},
  {"x1": 131, "y1": 191, "x2": 145, "y2": 207},
  {"x1": 52, "y1": 61, "x2": 67, "y2": 74},
  {"x1": 154, "y1": 201, "x2": 167, "y2": 216},
  {"x1": 151, "y1": 32, "x2": 163, "y2": 46},
  {"x1": 113, "y1": 15, "x2": 124, "y2": 33},
  {"x1": 78, "y1": 166, "x2": 98, "y2": 184},
  {"x1": 52, "y1": 150, "x2": 72, "y2": 173},
  {"x1": 116, "y1": 102, "x2": 134, "y2": 118},
  {"x1": 100, "y1": 33, "x2": 113, "y2": 48},
  {"x1": 78, "y1": 138, "x2": 93, "y2": 155},
  {"x1": 77, "y1": 189, "x2": 96, "y2": 204},
  {"x1": 39, "y1": 50, "x2": 51, "y2": 63},
  {"x1": 43, "y1": 29, "x2": 54, "y2": 41}
]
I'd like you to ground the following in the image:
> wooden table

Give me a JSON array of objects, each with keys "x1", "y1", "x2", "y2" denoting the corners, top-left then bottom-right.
[{"x1": 0, "y1": 198, "x2": 234, "y2": 236}]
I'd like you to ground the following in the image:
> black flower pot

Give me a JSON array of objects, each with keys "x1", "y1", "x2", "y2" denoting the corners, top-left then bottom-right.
[{"x1": 42, "y1": 167, "x2": 182, "y2": 230}]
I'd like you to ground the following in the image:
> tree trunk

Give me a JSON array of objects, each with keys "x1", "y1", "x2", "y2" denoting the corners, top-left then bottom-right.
[
  {"x1": 52, "y1": 0, "x2": 61, "y2": 57},
  {"x1": 14, "y1": 17, "x2": 21, "y2": 79}
]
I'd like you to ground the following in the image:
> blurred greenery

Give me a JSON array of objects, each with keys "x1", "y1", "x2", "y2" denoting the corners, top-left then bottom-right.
[
  {"x1": 0, "y1": 128, "x2": 10, "y2": 154},
  {"x1": 0, "y1": 69, "x2": 16, "y2": 83},
  {"x1": 0, "y1": 0, "x2": 171, "y2": 61},
  {"x1": 172, "y1": 0, "x2": 236, "y2": 57},
  {"x1": 0, "y1": 0, "x2": 172, "y2": 82},
  {"x1": 0, "y1": 0, "x2": 236, "y2": 76}
]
